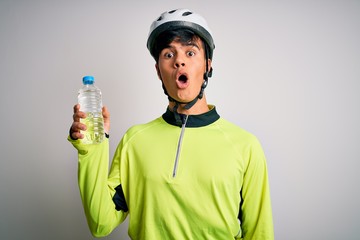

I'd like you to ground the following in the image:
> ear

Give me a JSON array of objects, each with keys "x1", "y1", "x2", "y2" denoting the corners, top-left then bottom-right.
[
  {"x1": 206, "y1": 59, "x2": 213, "y2": 78},
  {"x1": 155, "y1": 63, "x2": 162, "y2": 80},
  {"x1": 207, "y1": 59, "x2": 212, "y2": 72}
]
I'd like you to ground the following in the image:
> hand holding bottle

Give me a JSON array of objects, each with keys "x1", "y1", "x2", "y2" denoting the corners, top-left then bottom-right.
[{"x1": 70, "y1": 104, "x2": 110, "y2": 141}]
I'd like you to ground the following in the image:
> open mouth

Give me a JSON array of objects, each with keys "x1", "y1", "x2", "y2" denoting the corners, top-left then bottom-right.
[
  {"x1": 178, "y1": 74, "x2": 188, "y2": 83},
  {"x1": 176, "y1": 73, "x2": 189, "y2": 89}
]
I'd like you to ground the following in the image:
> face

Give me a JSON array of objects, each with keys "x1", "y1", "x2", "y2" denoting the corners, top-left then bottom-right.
[{"x1": 156, "y1": 37, "x2": 211, "y2": 103}]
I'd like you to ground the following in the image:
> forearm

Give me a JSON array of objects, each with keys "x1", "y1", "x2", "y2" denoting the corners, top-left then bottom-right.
[
  {"x1": 241, "y1": 180, "x2": 273, "y2": 240},
  {"x1": 69, "y1": 137, "x2": 127, "y2": 237}
]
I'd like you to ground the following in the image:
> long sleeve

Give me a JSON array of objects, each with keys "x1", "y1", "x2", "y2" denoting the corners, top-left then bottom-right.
[
  {"x1": 68, "y1": 137, "x2": 127, "y2": 237},
  {"x1": 239, "y1": 138, "x2": 274, "y2": 240}
]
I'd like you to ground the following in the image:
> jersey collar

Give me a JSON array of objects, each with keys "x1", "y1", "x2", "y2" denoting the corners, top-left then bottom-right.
[{"x1": 162, "y1": 105, "x2": 220, "y2": 127}]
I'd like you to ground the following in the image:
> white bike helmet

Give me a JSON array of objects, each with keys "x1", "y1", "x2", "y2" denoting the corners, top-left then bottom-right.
[{"x1": 147, "y1": 8, "x2": 215, "y2": 60}]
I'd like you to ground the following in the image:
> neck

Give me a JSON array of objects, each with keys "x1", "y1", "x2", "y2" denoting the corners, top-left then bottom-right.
[{"x1": 168, "y1": 95, "x2": 209, "y2": 115}]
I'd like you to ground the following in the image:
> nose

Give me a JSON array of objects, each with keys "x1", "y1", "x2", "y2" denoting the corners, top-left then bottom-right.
[
  {"x1": 174, "y1": 55, "x2": 185, "y2": 68},
  {"x1": 175, "y1": 62, "x2": 185, "y2": 68}
]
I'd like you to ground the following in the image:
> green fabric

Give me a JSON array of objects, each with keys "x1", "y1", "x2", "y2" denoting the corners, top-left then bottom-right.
[{"x1": 69, "y1": 114, "x2": 274, "y2": 239}]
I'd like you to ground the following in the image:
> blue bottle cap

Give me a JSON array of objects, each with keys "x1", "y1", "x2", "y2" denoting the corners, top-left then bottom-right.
[{"x1": 83, "y1": 76, "x2": 95, "y2": 84}]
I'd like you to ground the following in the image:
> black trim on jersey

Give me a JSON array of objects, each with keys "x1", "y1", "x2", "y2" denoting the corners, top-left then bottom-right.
[
  {"x1": 113, "y1": 185, "x2": 128, "y2": 212},
  {"x1": 162, "y1": 106, "x2": 220, "y2": 127},
  {"x1": 238, "y1": 190, "x2": 243, "y2": 221}
]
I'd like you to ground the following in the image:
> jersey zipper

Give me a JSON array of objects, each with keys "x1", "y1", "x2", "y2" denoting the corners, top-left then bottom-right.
[{"x1": 172, "y1": 115, "x2": 188, "y2": 178}]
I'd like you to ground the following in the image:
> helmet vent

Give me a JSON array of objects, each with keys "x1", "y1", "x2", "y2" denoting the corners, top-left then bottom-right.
[
  {"x1": 168, "y1": 10, "x2": 176, "y2": 14},
  {"x1": 182, "y1": 11, "x2": 193, "y2": 16},
  {"x1": 157, "y1": 16, "x2": 163, "y2": 21}
]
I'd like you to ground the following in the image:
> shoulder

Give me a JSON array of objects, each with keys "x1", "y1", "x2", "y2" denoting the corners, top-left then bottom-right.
[
  {"x1": 215, "y1": 118, "x2": 259, "y2": 143},
  {"x1": 122, "y1": 117, "x2": 165, "y2": 143},
  {"x1": 215, "y1": 118, "x2": 267, "y2": 166},
  {"x1": 213, "y1": 117, "x2": 266, "y2": 157}
]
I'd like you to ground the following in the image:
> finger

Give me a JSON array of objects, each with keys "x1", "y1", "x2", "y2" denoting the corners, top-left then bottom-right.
[
  {"x1": 71, "y1": 131, "x2": 84, "y2": 140},
  {"x1": 73, "y1": 103, "x2": 80, "y2": 113},
  {"x1": 70, "y1": 122, "x2": 87, "y2": 140},
  {"x1": 73, "y1": 109, "x2": 86, "y2": 122},
  {"x1": 71, "y1": 122, "x2": 87, "y2": 132},
  {"x1": 73, "y1": 104, "x2": 80, "y2": 121}
]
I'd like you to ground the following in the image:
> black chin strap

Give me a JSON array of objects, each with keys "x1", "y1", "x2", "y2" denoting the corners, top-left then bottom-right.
[
  {"x1": 165, "y1": 74, "x2": 207, "y2": 110},
  {"x1": 165, "y1": 71, "x2": 210, "y2": 125}
]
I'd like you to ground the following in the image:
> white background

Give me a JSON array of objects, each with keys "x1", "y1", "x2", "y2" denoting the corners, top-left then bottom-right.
[{"x1": 1, "y1": 0, "x2": 359, "y2": 239}]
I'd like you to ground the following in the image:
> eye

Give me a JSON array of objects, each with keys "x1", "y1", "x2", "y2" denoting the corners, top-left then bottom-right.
[
  {"x1": 187, "y1": 51, "x2": 195, "y2": 57},
  {"x1": 164, "y1": 52, "x2": 174, "y2": 58}
]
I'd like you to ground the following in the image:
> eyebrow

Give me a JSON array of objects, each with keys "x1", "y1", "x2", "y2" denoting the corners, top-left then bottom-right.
[
  {"x1": 165, "y1": 41, "x2": 201, "y2": 50},
  {"x1": 185, "y1": 41, "x2": 200, "y2": 49}
]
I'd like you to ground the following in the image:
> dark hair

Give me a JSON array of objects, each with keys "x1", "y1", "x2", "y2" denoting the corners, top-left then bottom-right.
[{"x1": 152, "y1": 29, "x2": 209, "y2": 63}]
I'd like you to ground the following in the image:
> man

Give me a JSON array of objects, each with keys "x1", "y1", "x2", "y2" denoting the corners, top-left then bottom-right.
[{"x1": 69, "y1": 8, "x2": 274, "y2": 239}]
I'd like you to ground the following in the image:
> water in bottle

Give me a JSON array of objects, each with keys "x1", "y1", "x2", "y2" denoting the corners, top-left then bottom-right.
[{"x1": 78, "y1": 76, "x2": 104, "y2": 144}]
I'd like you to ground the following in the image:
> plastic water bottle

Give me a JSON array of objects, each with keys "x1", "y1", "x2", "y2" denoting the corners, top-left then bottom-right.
[{"x1": 78, "y1": 76, "x2": 104, "y2": 144}]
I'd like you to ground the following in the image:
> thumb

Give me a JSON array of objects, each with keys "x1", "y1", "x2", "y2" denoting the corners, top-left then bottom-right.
[{"x1": 102, "y1": 106, "x2": 110, "y2": 133}]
